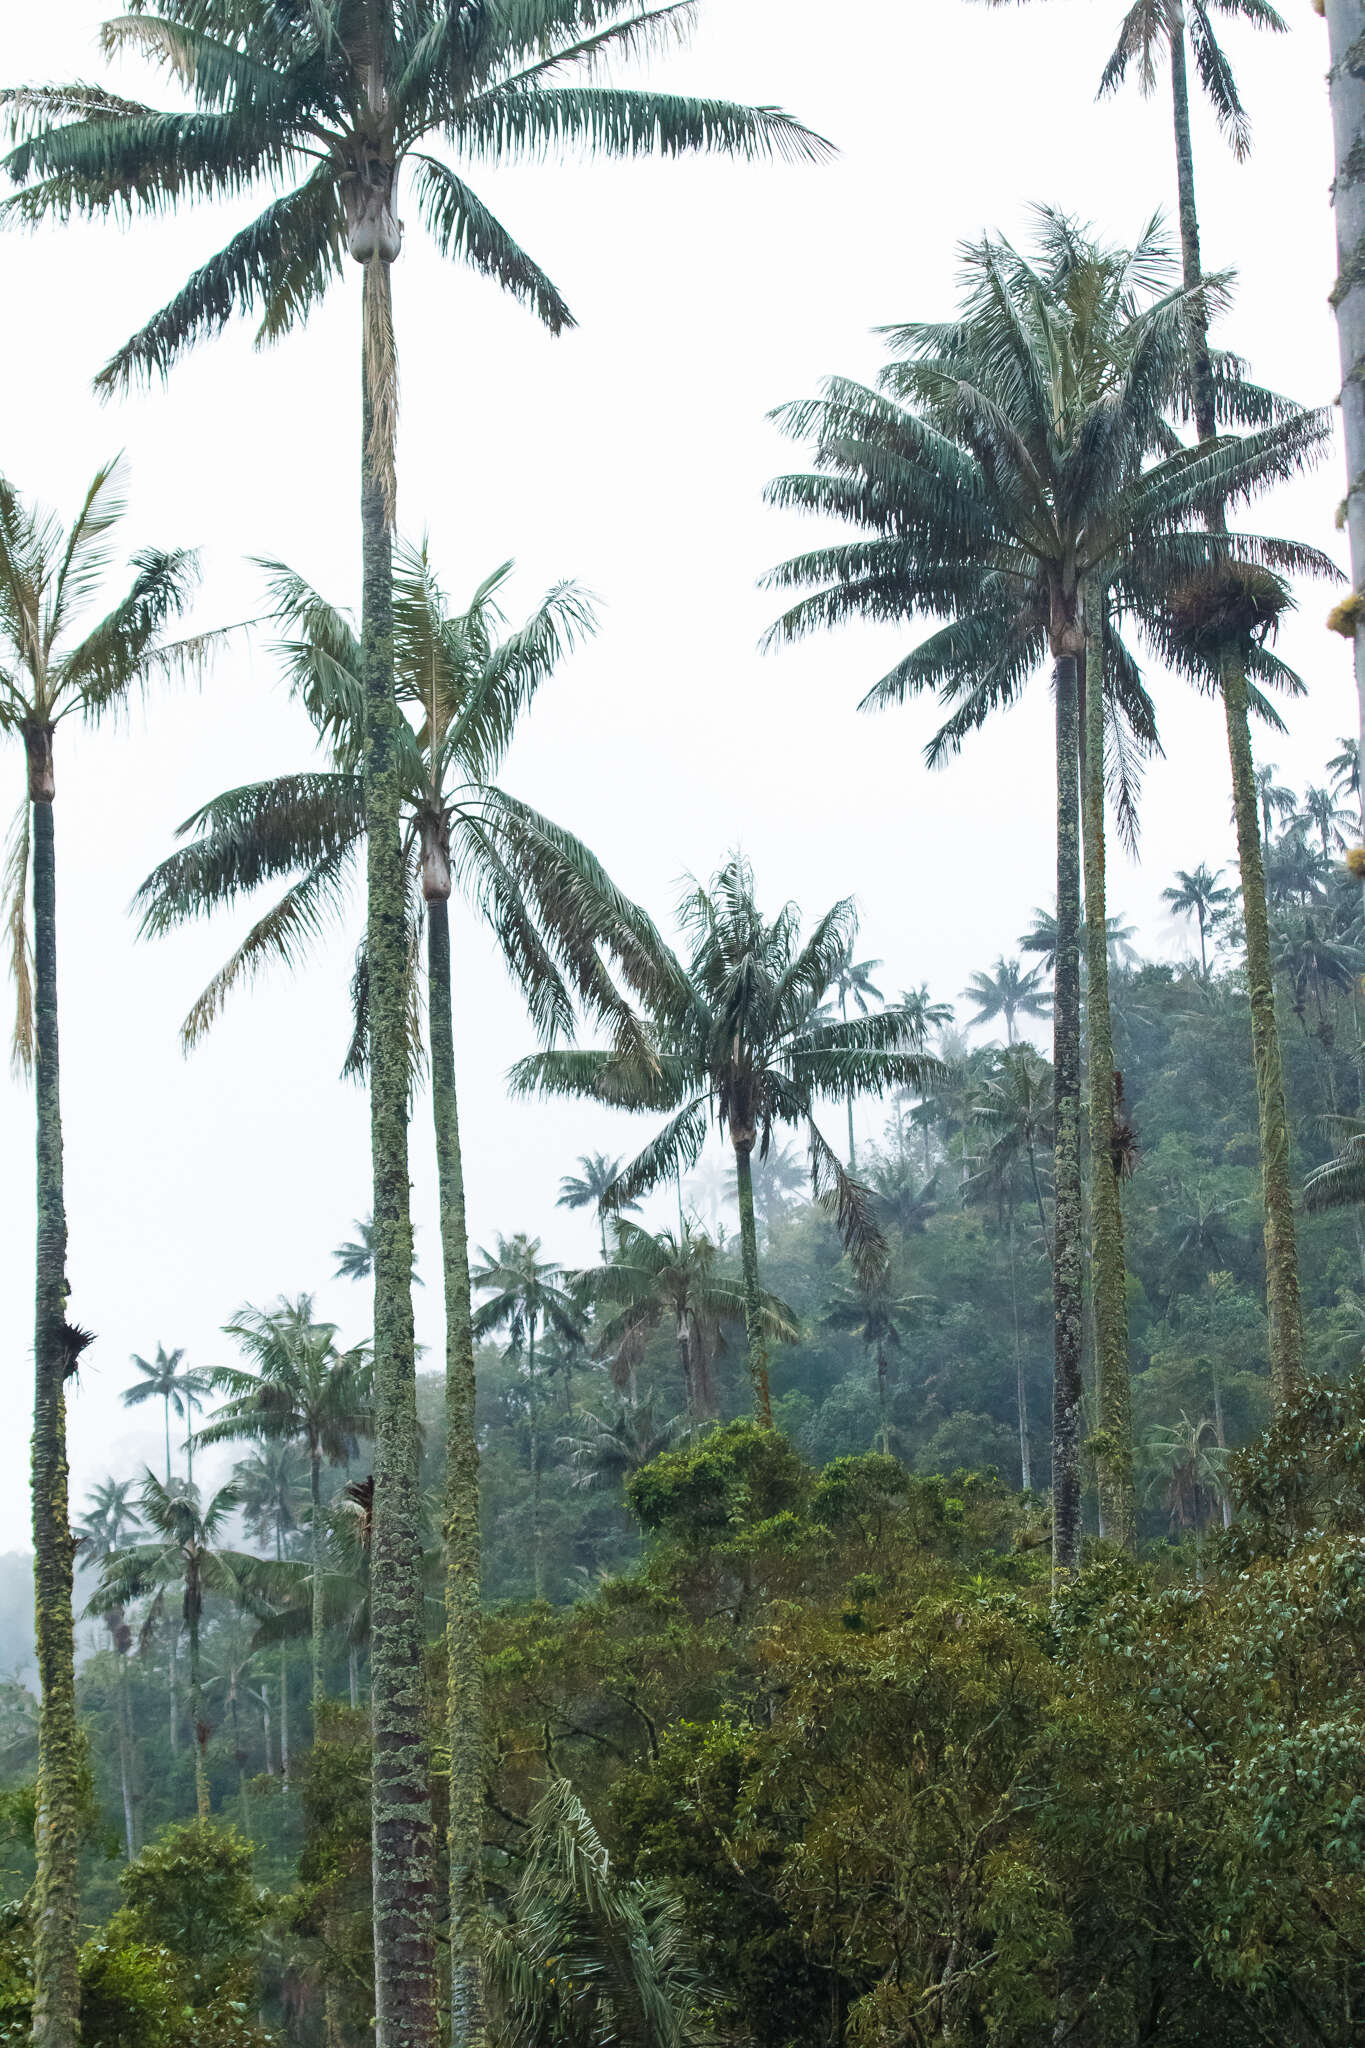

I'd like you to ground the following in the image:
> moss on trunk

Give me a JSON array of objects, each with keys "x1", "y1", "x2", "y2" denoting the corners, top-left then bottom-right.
[
  {"x1": 310, "y1": 1450, "x2": 325, "y2": 1712},
  {"x1": 733, "y1": 1140, "x2": 773, "y2": 1425},
  {"x1": 427, "y1": 896, "x2": 485, "y2": 2048},
  {"x1": 29, "y1": 788, "x2": 81, "y2": 2048},
  {"x1": 1051, "y1": 654, "x2": 1085, "y2": 1585},
  {"x1": 1222, "y1": 650, "x2": 1305, "y2": 1406},
  {"x1": 1169, "y1": 0, "x2": 1218, "y2": 446},
  {"x1": 1082, "y1": 624, "x2": 1135, "y2": 1552},
  {"x1": 360, "y1": 259, "x2": 438, "y2": 2048}
]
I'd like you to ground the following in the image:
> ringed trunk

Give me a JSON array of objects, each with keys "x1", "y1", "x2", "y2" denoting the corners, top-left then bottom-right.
[
  {"x1": 28, "y1": 784, "x2": 82, "y2": 2048},
  {"x1": 1222, "y1": 650, "x2": 1305, "y2": 1405},
  {"x1": 1326, "y1": 0, "x2": 1365, "y2": 822},
  {"x1": 188, "y1": 1597, "x2": 210, "y2": 1821},
  {"x1": 1082, "y1": 621, "x2": 1135, "y2": 1551},
  {"x1": 311, "y1": 1451, "x2": 325, "y2": 1711},
  {"x1": 425, "y1": 893, "x2": 485, "y2": 2048},
  {"x1": 1168, "y1": 0, "x2": 1218, "y2": 445},
  {"x1": 1051, "y1": 652, "x2": 1085, "y2": 1584},
  {"x1": 732, "y1": 1139, "x2": 773, "y2": 1425},
  {"x1": 359, "y1": 257, "x2": 439, "y2": 2048}
]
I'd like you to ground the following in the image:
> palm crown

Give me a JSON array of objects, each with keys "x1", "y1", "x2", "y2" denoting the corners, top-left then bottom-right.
[
  {"x1": 198, "y1": 1295, "x2": 372, "y2": 1472},
  {"x1": 1095, "y1": 0, "x2": 1286, "y2": 160},
  {"x1": 123, "y1": 1343, "x2": 212, "y2": 1486},
  {"x1": 135, "y1": 546, "x2": 654, "y2": 1063},
  {"x1": 962, "y1": 956, "x2": 1051, "y2": 1042}
]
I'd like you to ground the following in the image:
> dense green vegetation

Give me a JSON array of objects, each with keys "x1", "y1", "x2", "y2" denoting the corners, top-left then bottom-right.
[{"x1": 3, "y1": 1, "x2": 1365, "y2": 2045}]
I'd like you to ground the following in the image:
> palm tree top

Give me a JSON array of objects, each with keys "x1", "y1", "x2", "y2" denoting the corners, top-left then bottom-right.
[
  {"x1": 197, "y1": 1294, "x2": 372, "y2": 1466},
  {"x1": 961, "y1": 956, "x2": 1051, "y2": 1034},
  {"x1": 1094, "y1": 0, "x2": 1287, "y2": 160},
  {"x1": 557, "y1": 1153, "x2": 640, "y2": 1218},
  {"x1": 471, "y1": 1233, "x2": 582, "y2": 1349},
  {"x1": 1, "y1": 3, "x2": 833, "y2": 401},
  {"x1": 122, "y1": 1344, "x2": 209, "y2": 1414}
]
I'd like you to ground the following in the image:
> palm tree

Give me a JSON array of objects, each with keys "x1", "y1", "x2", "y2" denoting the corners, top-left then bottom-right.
[
  {"x1": 822, "y1": 1279, "x2": 933, "y2": 1456},
  {"x1": 0, "y1": 460, "x2": 211, "y2": 2048},
  {"x1": 1143, "y1": 565, "x2": 1328, "y2": 1406},
  {"x1": 484, "y1": 1777, "x2": 715, "y2": 2048},
  {"x1": 1300, "y1": 785, "x2": 1354, "y2": 863},
  {"x1": 557, "y1": 1154, "x2": 640, "y2": 1262},
  {"x1": 1141, "y1": 1412, "x2": 1230, "y2": 1546},
  {"x1": 73, "y1": 1480, "x2": 142, "y2": 1860},
  {"x1": 827, "y1": 951, "x2": 885, "y2": 1165},
  {"x1": 1305, "y1": 1116, "x2": 1365, "y2": 1214},
  {"x1": 1329, "y1": 736, "x2": 1361, "y2": 811},
  {"x1": 558, "y1": 1399, "x2": 682, "y2": 1492},
  {"x1": 471, "y1": 1237, "x2": 581, "y2": 1600},
  {"x1": 583, "y1": 1220, "x2": 796, "y2": 1422},
  {"x1": 1251, "y1": 762, "x2": 1298, "y2": 844},
  {"x1": 198, "y1": 1297, "x2": 370, "y2": 1712},
  {"x1": 4, "y1": 28, "x2": 828, "y2": 2044},
  {"x1": 961, "y1": 957, "x2": 1051, "y2": 1044},
  {"x1": 334, "y1": 1219, "x2": 378, "y2": 1284},
  {"x1": 232, "y1": 1441, "x2": 309, "y2": 1784},
  {"x1": 95, "y1": 1475, "x2": 255, "y2": 1822},
  {"x1": 123, "y1": 1346, "x2": 211, "y2": 1488},
  {"x1": 512, "y1": 857, "x2": 941, "y2": 1425},
  {"x1": 1325, "y1": 1, "x2": 1365, "y2": 822},
  {"x1": 764, "y1": 213, "x2": 1322, "y2": 1571},
  {"x1": 1161, "y1": 863, "x2": 1233, "y2": 973}
]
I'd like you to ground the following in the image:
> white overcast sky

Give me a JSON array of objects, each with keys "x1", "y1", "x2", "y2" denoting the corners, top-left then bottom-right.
[{"x1": 0, "y1": 0, "x2": 1349, "y2": 1551}]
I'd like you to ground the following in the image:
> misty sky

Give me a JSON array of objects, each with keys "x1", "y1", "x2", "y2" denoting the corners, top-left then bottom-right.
[{"x1": 0, "y1": 0, "x2": 1350, "y2": 1552}]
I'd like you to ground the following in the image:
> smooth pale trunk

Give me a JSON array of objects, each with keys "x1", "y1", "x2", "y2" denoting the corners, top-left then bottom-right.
[
  {"x1": 1051, "y1": 655, "x2": 1085, "y2": 1584},
  {"x1": 527, "y1": 1320, "x2": 544, "y2": 1600},
  {"x1": 426, "y1": 894, "x2": 485, "y2": 2048},
  {"x1": 1168, "y1": 0, "x2": 1219, "y2": 445},
  {"x1": 360, "y1": 258, "x2": 439, "y2": 2048},
  {"x1": 1222, "y1": 652, "x2": 1306, "y2": 1406},
  {"x1": 189, "y1": 1597, "x2": 210, "y2": 1820},
  {"x1": 116, "y1": 1645, "x2": 137, "y2": 1860},
  {"x1": 1081, "y1": 626, "x2": 1135, "y2": 1552},
  {"x1": 29, "y1": 786, "x2": 81, "y2": 2048},
  {"x1": 1327, "y1": 0, "x2": 1365, "y2": 821},
  {"x1": 732, "y1": 1141, "x2": 773, "y2": 1425}
]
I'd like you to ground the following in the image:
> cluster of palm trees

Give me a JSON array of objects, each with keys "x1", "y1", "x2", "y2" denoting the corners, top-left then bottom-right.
[{"x1": 1, "y1": 3, "x2": 1360, "y2": 2046}]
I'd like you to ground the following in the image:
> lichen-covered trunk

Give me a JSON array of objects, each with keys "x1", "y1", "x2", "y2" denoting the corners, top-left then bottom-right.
[
  {"x1": 1222, "y1": 651, "x2": 1305, "y2": 1406},
  {"x1": 1051, "y1": 655, "x2": 1085, "y2": 1585},
  {"x1": 29, "y1": 791, "x2": 81, "y2": 2048},
  {"x1": 527, "y1": 1322, "x2": 544, "y2": 1601},
  {"x1": 188, "y1": 1597, "x2": 210, "y2": 1820},
  {"x1": 1169, "y1": 1, "x2": 1218, "y2": 445},
  {"x1": 116, "y1": 1646, "x2": 137, "y2": 1859},
  {"x1": 360, "y1": 259, "x2": 438, "y2": 2048},
  {"x1": 733, "y1": 1141, "x2": 773, "y2": 1425},
  {"x1": 1082, "y1": 626, "x2": 1135, "y2": 1552},
  {"x1": 1327, "y1": 0, "x2": 1365, "y2": 821},
  {"x1": 426, "y1": 897, "x2": 485, "y2": 2048},
  {"x1": 1008, "y1": 1205, "x2": 1032, "y2": 1492},
  {"x1": 311, "y1": 1451, "x2": 325, "y2": 1711}
]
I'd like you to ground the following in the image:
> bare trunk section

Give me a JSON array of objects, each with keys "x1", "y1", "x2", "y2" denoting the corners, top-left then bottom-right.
[
  {"x1": 1051, "y1": 655, "x2": 1085, "y2": 1585},
  {"x1": 1168, "y1": 1, "x2": 1219, "y2": 445},
  {"x1": 1326, "y1": 0, "x2": 1365, "y2": 820},
  {"x1": 1222, "y1": 651, "x2": 1305, "y2": 1405},
  {"x1": 1082, "y1": 622, "x2": 1135, "y2": 1551},
  {"x1": 360, "y1": 259, "x2": 438, "y2": 2048},
  {"x1": 733, "y1": 1140, "x2": 773, "y2": 1425},
  {"x1": 426, "y1": 895, "x2": 486, "y2": 2048},
  {"x1": 29, "y1": 786, "x2": 81, "y2": 2048},
  {"x1": 311, "y1": 1450, "x2": 326, "y2": 1712}
]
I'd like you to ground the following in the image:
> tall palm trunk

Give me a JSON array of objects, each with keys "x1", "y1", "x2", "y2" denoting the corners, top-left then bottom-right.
[
  {"x1": 1051, "y1": 653, "x2": 1085, "y2": 1583},
  {"x1": 1082, "y1": 622, "x2": 1135, "y2": 1550},
  {"x1": 425, "y1": 893, "x2": 485, "y2": 2048},
  {"x1": 310, "y1": 1450, "x2": 325, "y2": 1711},
  {"x1": 1222, "y1": 649, "x2": 1305, "y2": 1405},
  {"x1": 28, "y1": 767, "x2": 81, "y2": 2048},
  {"x1": 188, "y1": 1589, "x2": 210, "y2": 1820},
  {"x1": 359, "y1": 258, "x2": 438, "y2": 2048},
  {"x1": 1007, "y1": 1202, "x2": 1032, "y2": 1492},
  {"x1": 732, "y1": 1139, "x2": 773, "y2": 1425},
  {"x1": 1326, "y1": 0, "x2": 1365, "y2": 818},
  {"x1": 527, "y1": 1317, "x2": 544, "y2": 1601},
  {"x1": 1168, "y1": 0, "x2": 1218, "y2": 445},
  {"x1": 108, "y1": 1626, "x2": 137, "y2": 1861}
]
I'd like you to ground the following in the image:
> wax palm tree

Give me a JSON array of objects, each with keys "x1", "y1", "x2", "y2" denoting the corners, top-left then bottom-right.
[
  {"x1": 765, "y1": 211, "x2": 1324, "y2": 1569},
  {"x1": 3, "y1": 30, "x2": 827, "y2": 2043},
  {"x1": 472, "y1": 1237, "x2": 581, "y2": 1600},
  {"x1": 1250, "y1": 762, "x2": 1298, "y2": 843},
  {"x1": 582, "y1": 1221, "x2": 796, "y2": 1422},
  {"x1": 1300, "y1": 784, "x2": 1354, "y2": 862},
  {"x1": 1141, "y1": 1411, "x2": 1230, "y2": 1542},
  {"x1": 484, "y1": 1777, "x2": 715, "y2": 2048},
  {"x1": 973, "y1": 1047, "x2": 1055, "y2": 1255},
  {"x1": 1329, "y1": 736, "x2": 1361, "y2": 810},
  {"x1": 197, "y1": 1297, "x2": 370, "y2": 1711},
  {"x1": 827, "y1": 951, "x2": 884, "y2": 1166},
  {"x1": 74, "y1": 1480, "x2": 142, "y2": 1860},
  {"x1": 95, "y1": 1476, "x2": 255, "y2": 1821},
  {"x1": 865, "y1": 1159, "x2": 941, "y2": 1247},
  {"x1": 1019, "y1": 906, "x2": 1137, "y2": 977},
  {"x1": 557, "y1": 1154, "x2": 640, "y2": 1262},
  {"x1": 1161, "y1": 862, "x2": 1233, "y2": 972},
  {"x1": 961, "y1": 957, "x2": 1051, "y2": 1044},
  {"x1": 558, "y1": 1399, "x2": 682, "y2": 1492},
  {"x1": 512, "y1": 857, "x2": 942, "y2": 1425},
  {"x1": 1305, "y1": 1116, "x2": 1365, "y2": 1214},
  {"x1": 822, "y1": 1279, "x2": 934, "y2": 1456},
  {"x1": 232, "y1": 1440, "x2": 309, "y2": 1783},
  {"x1": 1322, "y1": 4, "x2": 1365, "y2": 809},
  {"x1": 123, "y1": 1346, "x2": 211, "y2": 1488},
  {"x1": 333, "y1": 1218, "x2": 377, "y2": 1284},
  {"x1": 0, "y1": 460, "x2": 216, "y2": 2048}
]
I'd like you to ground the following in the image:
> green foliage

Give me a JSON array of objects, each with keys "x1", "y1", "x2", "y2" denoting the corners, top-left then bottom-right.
[
  {"x1": 625, "y1": 1423, "x2": 808, "y2": 1548},
  {"x1": 116, "y1": 1821, "x2": 262, "y2": 2003}
]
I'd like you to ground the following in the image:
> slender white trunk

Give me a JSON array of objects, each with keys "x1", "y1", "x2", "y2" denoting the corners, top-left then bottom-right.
[{"x1": 1327, "y1": 0, "x2": 1365, "y2": 824}]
